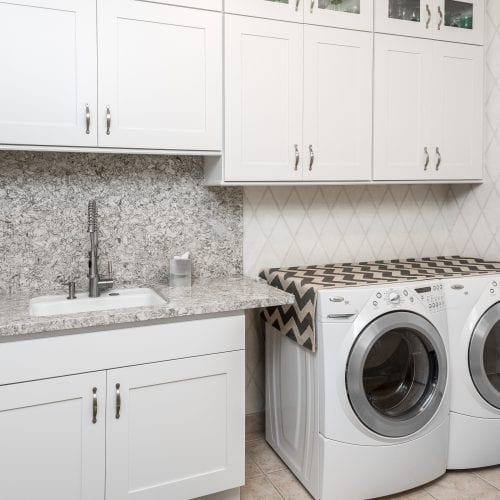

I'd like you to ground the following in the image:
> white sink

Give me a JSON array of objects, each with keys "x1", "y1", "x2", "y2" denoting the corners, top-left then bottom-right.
[{"x1": 29, "y1": 288, "x2": 166, "y2": 317}]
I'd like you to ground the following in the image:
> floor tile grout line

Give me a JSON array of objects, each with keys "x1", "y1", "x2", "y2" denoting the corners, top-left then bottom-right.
[
  {"x1": 470, "y1": 471, "x2": 500, "y2": 491},
  {"x1": 264, "y1": 470, "x2": 287, "y2": 499}
]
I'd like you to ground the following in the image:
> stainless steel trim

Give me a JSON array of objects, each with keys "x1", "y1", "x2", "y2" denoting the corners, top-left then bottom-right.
[
  {"x1": 309, "y1": 145, "x2": 314, "y2": 171},
  {"x1": 115, "y1": 383, "x2": 121, "y2": 419},
  {"x1": 469, "y1": 302, "x2": 500, "y2": 409},
  {"x1": 346, "y1": 311, "x2": 447, "y2": 438},
  {"x1": 327, "y1": 313, "x2": 356, "y2": 319},
  {"x1": 426, "y1": 4, "x2": 431, "y2": 29},
  {"x1": 295, "y1": 0, "x2": 300, "y2": 11},
  {"x1": 424, "y1": 147, "x2": 430, "y2": 170},
  {"x1": 436, "y1": 147, "x2": 441, "y2": 171},
  {"x1": 437, "y1": 6, "x2": 443, "y2": 30},
  {"x1": 106, "y1": 106, "x2": 111, "y2": 136},
  {"x1": 310, "y1": 0, "x2": 314, "y2": 14},
  {"x1": 85, "y1": 104, "x2": 91, "y2": 135},
  {"x1": 92, "y1": 387, "x2": 98, "y2": 424},
  {"x1": 294, "y1": 144, "x2": 300, "y2": 171}
]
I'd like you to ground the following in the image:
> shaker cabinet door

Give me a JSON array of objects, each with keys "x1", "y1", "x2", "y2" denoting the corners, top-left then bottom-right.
[
  {"x1": 303, "y1": 26, "x2": 372, "y2": 181},
  {"x1": 97, "y1": 0, "x2": 222, "y2": 151},
  {"x1": 374, "y1": 35, "x2": 434, "y2": 181},
  {"x1": 0, "y1": 0, "x2": 97, "y2": 147},
  {"x1": 105, "y1": 352, "x2": 245, "y2": 500},
  {"x1": 224, "y1": 15, "x2": 304, "y2": 182},
  {"x1": 224, "y1": 0, "x2": 303, "y2": 22},
  {"x1": 432, "y1": 41, "x2": 483, "y2": 180},
  {"x1": 0, "y1": 372, "x2": 106, "y2": 500},
  {"x1": 305, "y1": 0, "x2": 373, "y2": 31}
]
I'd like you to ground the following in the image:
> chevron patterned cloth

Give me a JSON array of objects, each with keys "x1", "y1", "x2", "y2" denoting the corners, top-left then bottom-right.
[{"x1": 260, "y1": 256, "x2": 500, "y2": 352}]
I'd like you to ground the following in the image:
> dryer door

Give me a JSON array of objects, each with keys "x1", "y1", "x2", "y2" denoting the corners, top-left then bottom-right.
[
  {"x1": 469, "y1": 302, "x2": 500, "y2": 409},
  {"x1": 346, "y1": 311, "x2": 447, "y2": 438}
]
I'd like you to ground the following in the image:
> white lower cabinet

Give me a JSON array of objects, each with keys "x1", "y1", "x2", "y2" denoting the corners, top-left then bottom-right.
[
  {"x1": 0, "y1": 372, "x2": 106, "y2": 500},
  {"x1": 106, "y1": 352, "x2": 245, "y2": 500},
  {"x1": 0, "y1": 316, "x2": 245, "y2": 500}
]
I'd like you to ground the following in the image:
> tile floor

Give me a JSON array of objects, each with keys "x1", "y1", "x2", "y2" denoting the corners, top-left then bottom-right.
[{"x1": 243, "y1": 415, "x2": 500, "y2": 500}]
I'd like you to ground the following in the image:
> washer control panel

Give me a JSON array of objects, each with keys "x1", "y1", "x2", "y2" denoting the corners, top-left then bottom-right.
[
  {"x1": 370, "y1": 283, "x2": 445, "y2": 313},
  {"x1": 414, "y1": 283, "x2": 445, "y2": 313}
]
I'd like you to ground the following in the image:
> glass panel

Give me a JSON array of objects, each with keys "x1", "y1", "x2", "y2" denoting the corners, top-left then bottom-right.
[
  {"x1": 484, "y1": 321, "x2": 500, "y2": 391},
  {"x1": 363, "y1": 329, "x2": 436, "y2": 418},
  {"x1": 444, "y1": 0, "x2": 473, "y2": 29},
  {"x1": 388, "y1": 0, "x2": 421, "y2": 22},
  {"x1": 318, "y1": 0, "x2": 360, "y2": 14}
]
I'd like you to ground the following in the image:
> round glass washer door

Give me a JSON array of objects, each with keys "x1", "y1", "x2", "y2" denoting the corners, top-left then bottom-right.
[
  {"x1": 469, "y1": 302, "x2": 500, "y2": 409},
  {"x1": 346, "y1": 311, "x2": 447, "y2": 438}
]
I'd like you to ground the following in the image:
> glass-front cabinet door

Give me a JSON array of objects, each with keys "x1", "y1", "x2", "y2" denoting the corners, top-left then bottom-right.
[
  {"x1": 375, "y1": 0, "x2": 432, "y2": 37},
  {"x1": 433, "y1": 0, "x2": 484, "y2": 44},
  {"x1": 305, "y1": 0, "x2": 373, "y2": 31},
  {"x1": 224, "y1": 0, "x2": 303, "y2": 22}
]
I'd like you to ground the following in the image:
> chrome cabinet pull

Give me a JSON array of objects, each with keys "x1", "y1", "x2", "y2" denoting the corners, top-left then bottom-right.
[
  {"x1": 426, "y1": 4, "x2": 431, "y2": 29},
  {"x1": 437, "y1": 5, "x2": 443, "y2": 30},
  {"x1": 115, "y1": 383, "x2": 121, "y2": 419},
  {"x1": 294, "y1": 144, "x2": 300, "y2": 171},
  {"x1": 85, "y1": 104, "x2": 91, "y2": 135},
  {"x1": 436, "y1": 147, "x2": 442, "y2": 171},
  {"x1": 309, "y1": 145, "x2": 315, "y2": 171},
  {"x1": 295, "y1": 0, "x2": 300, "y2": 11},
  {"x1": 310, "y1": 0, "x2": 314, "y2": 13},
  {"x1": 424, "y1": 147, "x2": 429, "y2": 170},
  {"x1": 92, "y1": 387, "x2": 98, "y2": 424},
  {"x1": 106, "y1": 106, "x2": 111, "y2": 135}
]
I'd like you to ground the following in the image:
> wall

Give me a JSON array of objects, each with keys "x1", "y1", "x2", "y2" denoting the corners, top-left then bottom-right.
[
  {"x1": 0, "y1": 152, "x2": 243, "y2": 294},
  {"x1": 243, "y1": 0, "x2": 500, "y2": 414}
]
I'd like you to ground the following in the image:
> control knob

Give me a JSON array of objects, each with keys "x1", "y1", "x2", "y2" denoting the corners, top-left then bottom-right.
[{"x1": 388, "y1": 292, "x2": 401, "y2": 305}]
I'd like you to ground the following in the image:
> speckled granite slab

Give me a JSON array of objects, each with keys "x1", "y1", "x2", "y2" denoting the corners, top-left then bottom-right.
[{"x1": 0, "y1": 277, "x2": 294, "y2": 340}]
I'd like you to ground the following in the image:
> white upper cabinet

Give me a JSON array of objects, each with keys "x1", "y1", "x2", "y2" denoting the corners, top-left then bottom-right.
[
  {"x1": 0, "y1": 0, "x2": 97, "y2": 147},
  {"x1": 303, "y1": 26, "x2": 372, "y2": 181},
  {"x1": 106, "y1": 352, "x2": 244, "y2": 500},
  {"x1": 375, "y1": 0, "x2": 484, "y2": 44},
  {"x1": 304, "y1": 0, "x2": 373, "y2": 31},
  {"x1": 374, "y1": 35, "x2": 434, "y2": 181},
  {"x1": 225, "y1": 15, "x2": 304, "y2": 182},
  {"x1": 97, "y1": 0, "x2": 222, "y2": 151},
  {"x1": 224, "y1": 0, "x2": 303, "y2": 22},
  {"x1": 0, "y1": 372, "x2": 106, "y2": 500},
  {"x1": 432, "y1": 42, "x2": 483, "y2": 180},
  {"x1": 433, "y1": 0, "x2": 484, "y2": 45}
]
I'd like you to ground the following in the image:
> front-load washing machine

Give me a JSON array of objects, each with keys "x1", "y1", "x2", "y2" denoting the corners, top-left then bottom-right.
[
  {"x1": 266, "y1": 280, "x2": 449, "y2": 500},
  {"x1": 445, "y1": 275, "x2": 500, "y2": 469}
]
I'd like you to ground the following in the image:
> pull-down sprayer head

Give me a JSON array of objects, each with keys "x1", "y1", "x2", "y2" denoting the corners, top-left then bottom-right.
[{"x1": 88, "y1": 200, "x2": 98, "y2": 234}]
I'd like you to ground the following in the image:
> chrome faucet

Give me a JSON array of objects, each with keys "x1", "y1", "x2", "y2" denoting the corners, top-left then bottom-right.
[{"x1": 87, "y1": 200, "x2": 114, "y2": 297}]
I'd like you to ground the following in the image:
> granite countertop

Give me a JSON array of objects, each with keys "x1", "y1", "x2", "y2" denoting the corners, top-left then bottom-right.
[{"x1": 0, "y1": 277, "x2": 294, "y2": 340}]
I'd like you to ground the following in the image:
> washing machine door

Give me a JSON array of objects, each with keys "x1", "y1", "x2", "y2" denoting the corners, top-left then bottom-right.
[
  {"x1": 469, "y1": 302, "x2": 500, "y2": 409},
  {"x1": 346, "y1": 311, "x2": 447, "y2": 438}
]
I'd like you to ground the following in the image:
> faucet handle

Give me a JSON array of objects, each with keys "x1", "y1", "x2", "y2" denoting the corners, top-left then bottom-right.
[{"x1": 64, "y1": 281, "x2": 77, "y2": 300}]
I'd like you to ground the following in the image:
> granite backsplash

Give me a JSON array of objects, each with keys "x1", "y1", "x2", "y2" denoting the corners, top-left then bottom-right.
[{"x1": 0, "y1": 152, "x2": 243, "y2": 294}]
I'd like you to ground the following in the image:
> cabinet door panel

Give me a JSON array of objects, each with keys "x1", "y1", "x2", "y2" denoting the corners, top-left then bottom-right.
[
  {"x1": 225, "y1": 0, "x2": 303, "y2": 22},
  {"x1": 305, "y1": 0, "x2": 373, "y2": 31},
  {"x1": 0, "y1": 0, "x2": 97, "y2": 147},
  {"x1": 432, "y1": 42, "x2": 483, "y2": 180},
  {"x1": 0, "y1": 373, "x2": 106, "y2": 500},
  {"x1": 433, "y1": 0, "x2": 484, "y2": 45},
  {"x1": 106, "y1": 352, "x2": 245, "y2": 500},
  {"x1": 303, "y1": 26, "x2": 372, "y2": 181},
  {"x1": 225, "y1": 15, "x2": 303, "y2": 182},
  {"x1": 375, "y1": 0, "x2": 432, "y2": 38},
  {"x1": 374, "y1": 35, "x2": 434, "y2": 181},
  {"x1": 98, "y1": 0, "x2": 222, "y2": 151}
]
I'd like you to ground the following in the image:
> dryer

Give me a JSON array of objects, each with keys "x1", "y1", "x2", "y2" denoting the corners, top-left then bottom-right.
[
  {"x1": 445, "y1": 275, "x2": 500, "y2": 469},
  {"x1": 266, "y1": 280, "x2": 449, "y2": 500}
]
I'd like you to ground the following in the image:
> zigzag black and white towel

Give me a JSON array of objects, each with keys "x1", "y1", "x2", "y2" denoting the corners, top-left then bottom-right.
[{"x1": 260, "y1": 256, "x2": 500, "y2": 352}]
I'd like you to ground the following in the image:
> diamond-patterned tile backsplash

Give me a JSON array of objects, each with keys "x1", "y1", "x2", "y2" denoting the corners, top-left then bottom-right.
[{"x1": 243, "y1": 0, "x2": 500, "y2": 414}]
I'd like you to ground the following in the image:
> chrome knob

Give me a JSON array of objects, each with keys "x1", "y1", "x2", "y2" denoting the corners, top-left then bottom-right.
[{"x1": 389, "y1": 292, "x2": 400, "y2": 304}]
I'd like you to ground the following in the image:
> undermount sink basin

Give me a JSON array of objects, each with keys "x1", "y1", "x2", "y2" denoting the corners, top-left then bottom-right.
[{"x1": 29, "y1": 288, "x2": 166, "y2": 317}]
